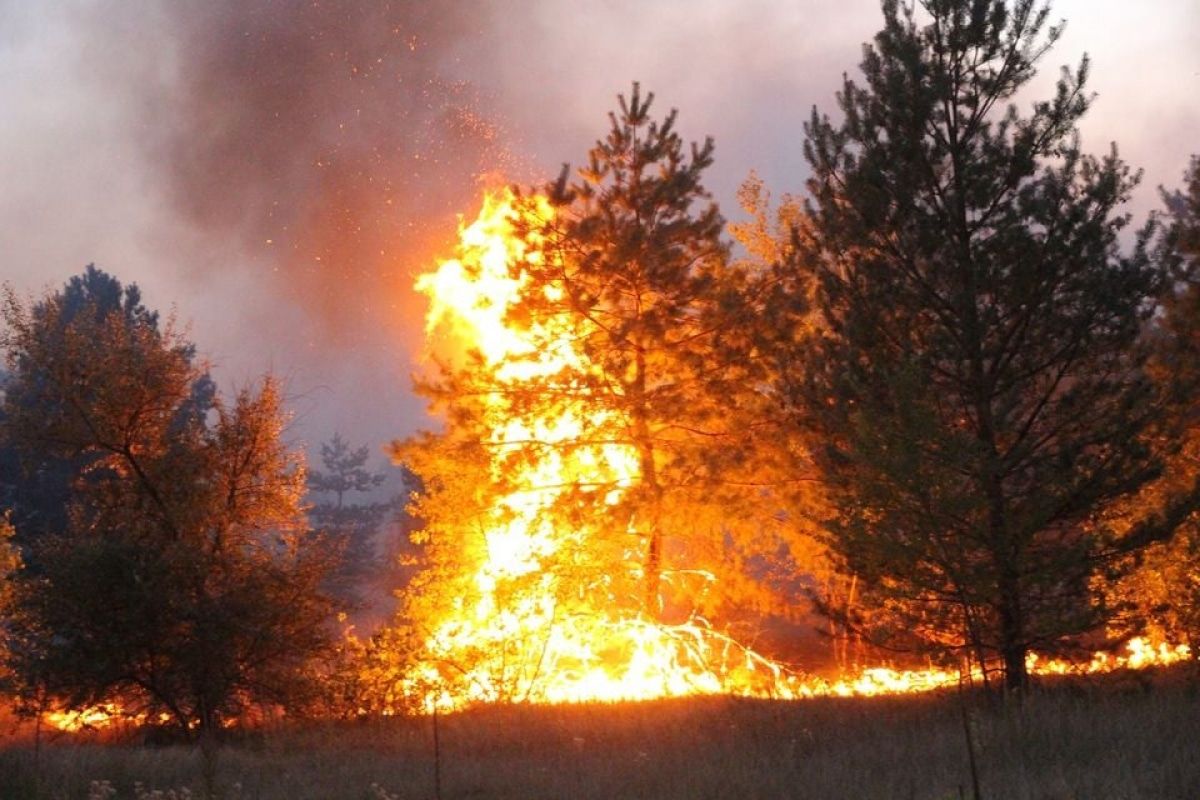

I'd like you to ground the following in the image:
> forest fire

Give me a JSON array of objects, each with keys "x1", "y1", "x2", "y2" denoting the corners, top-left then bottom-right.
[
  {"x1": 28, "y1": 163, "x2": 1196, "y2": 734},
  {"x1": 405, "y1": 189, "x2": 800, "y2": 709},
  {"x1": 6, "y1": 2, "x2": 1200, "y2": 795},
  {"x1": 42, "y1": 705, "x2": 180, "y2": 734},
  {"x1": 28, "y1": 174, "x2": 1195, "y2": 734},
  {"x1": 40, "y1": 638, "x2": 1190, "y2": 731},
  {"x1": 398, "y1": 188, "x2": 1194, "y2": 713}
]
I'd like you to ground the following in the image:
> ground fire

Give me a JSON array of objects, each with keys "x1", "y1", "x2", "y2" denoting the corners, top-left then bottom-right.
[{"x1": 32, "y1": 187, "x2": 1194, "y2": 735}]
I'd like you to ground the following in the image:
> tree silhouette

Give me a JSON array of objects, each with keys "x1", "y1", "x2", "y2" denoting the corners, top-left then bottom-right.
[{"x1": 788, "y1": 0, "x2": 1200, "y2": 689}]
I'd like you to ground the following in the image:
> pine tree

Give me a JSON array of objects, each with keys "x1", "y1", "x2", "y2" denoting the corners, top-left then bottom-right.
[
  {"x1": 308, "y1": 433, "x2": 393, "y2": 608},
  {"x1": 404, "y1": 84, "x2": 770, "y2": 619},
  {"x1": 387, "y1": 86, "x2": 783, "y2": 703},
  {"x1": 1106, "y1": 157, "x2": 1200, "y2": 647},
  {"x1": 788, "y1": 0, "x2": 1199, "y2": 689},
  {"x1": 1169, "y1": 156, "x2": 1200, "y2": 267},
  {"x1": 517, "y1": 83, "x2": 765, "y2": 616}
]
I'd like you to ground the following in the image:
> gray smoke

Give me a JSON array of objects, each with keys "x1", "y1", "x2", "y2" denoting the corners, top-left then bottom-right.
[
  {"x1": 146, "y1": 1, "x2": 518, "y2": 339},
  {"x1": 2, "y1": 0, "x2": 1195, "y2": 452},
  {"x1": 0, "y1": 0, "x2": 530, "y2": 449}
]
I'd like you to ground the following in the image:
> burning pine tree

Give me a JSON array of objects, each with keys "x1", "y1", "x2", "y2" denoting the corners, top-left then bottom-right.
[{"x1": 386, "y1": 86, "x2": 801, "y2": 709}]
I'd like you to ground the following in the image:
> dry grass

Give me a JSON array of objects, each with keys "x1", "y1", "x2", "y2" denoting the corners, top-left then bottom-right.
[{"x1": 1, "y1": 671, "x2": 1197, "y2": 800}]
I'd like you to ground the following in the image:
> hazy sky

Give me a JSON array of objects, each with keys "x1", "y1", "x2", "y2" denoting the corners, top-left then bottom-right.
[{"x1": 2, "y1": 0, "x2": 1197, "y2": 459}]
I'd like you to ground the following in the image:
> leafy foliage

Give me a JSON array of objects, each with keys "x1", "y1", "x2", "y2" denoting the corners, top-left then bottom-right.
[
  {"x1": 0, "y1": 515, "x2": 19, "y2": 688},
  {"x1": 0, "y1": 271, "x2": 337, "y2": 735},
  {"x1": 0, "y1": 265, "x2": 215, "y2": 553}
]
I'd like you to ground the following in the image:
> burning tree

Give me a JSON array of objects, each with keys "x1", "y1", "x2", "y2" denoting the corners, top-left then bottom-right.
[
  {"x1": 1106, "y1": 157, "x2": 1200, "y2": 648},
  {"x1": 0, "y1": 517, "x2": 18, "y2": 686},
  {"x1": 386, "y1": 86, "x2": 798, "y2": 708},
  {"x1": 788, "y1": 0, "x2": 1200, "y2": 690},
  {"x1": 513, "y1": 84, "x2": 779, "y2": 619}
]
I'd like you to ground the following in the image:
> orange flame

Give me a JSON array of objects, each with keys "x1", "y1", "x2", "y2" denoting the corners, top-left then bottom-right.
[
  {"x1": 42, "y1": 704, "x2": 178, "y2": 733},
  {"x1": 28, "y1": 190, "x2": 1192, "y2": 736},
  {"x1": 29, "y1": 186, "x2": 795, "y2": 732},
  {"x1": 406, "y1": 188, "x2": 809, "y2": 709},
  {"x1": 43, "y1": 704, "x2": 128, "y2": 733}
]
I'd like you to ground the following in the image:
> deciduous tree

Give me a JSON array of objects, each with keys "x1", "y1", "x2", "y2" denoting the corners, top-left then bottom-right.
[
  {"x1": 0, "y1": 265, "x2": 213, "y2": 553},
  {"x1": 1, "y1": 271, "x2": 337, "y2": 736}
]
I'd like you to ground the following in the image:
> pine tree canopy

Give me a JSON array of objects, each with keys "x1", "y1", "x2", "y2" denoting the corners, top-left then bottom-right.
[{"x1": 787, "y1": 0, "x2": 1200, "y2": 690}]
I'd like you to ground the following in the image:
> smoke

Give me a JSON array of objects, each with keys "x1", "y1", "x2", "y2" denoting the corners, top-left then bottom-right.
[
  {"x1": 3, "y1": 0, "x2": 1195, "y2": 452},
  {"x1": 145, "y1": 1, "x2": 518, "y2": 344},
  {"x1": 54, "y1": 0, "x2": 540, "y2": 450}
]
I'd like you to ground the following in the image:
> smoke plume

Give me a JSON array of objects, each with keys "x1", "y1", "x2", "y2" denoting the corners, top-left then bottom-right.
[{"x1": 149, "y1": 1, "x2": 518, "y2": 339}]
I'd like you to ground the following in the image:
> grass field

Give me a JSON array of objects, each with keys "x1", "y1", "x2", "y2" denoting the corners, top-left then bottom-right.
[{"x1": 1, "y1": 670, "x2": 1197, "y2": 800}]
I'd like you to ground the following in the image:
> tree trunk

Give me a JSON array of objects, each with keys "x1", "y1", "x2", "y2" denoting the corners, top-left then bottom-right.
[
  {"x1": 643, "y1": 521, "x2": 661, "y2": 615},
  {"x1": 631, "y1": 342, "x2": 662, "y2": 617},
  {"x1": 636, "y1": 430, "x2": 662, "y2": 617},
  {"x1": 998, "y1": 569, "x2": 1027, "y2": 692},
  {"x1": 198, "y1": 722, "x2": 219, "y2": 800},
  {"x1": 986, "y1": 459, "x2": 1025, "y2": 692}
]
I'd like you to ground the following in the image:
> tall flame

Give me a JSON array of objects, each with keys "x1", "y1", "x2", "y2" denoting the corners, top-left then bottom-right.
[{"x1": 408, "y1": 188, "x2": 807, "y2": 709}]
